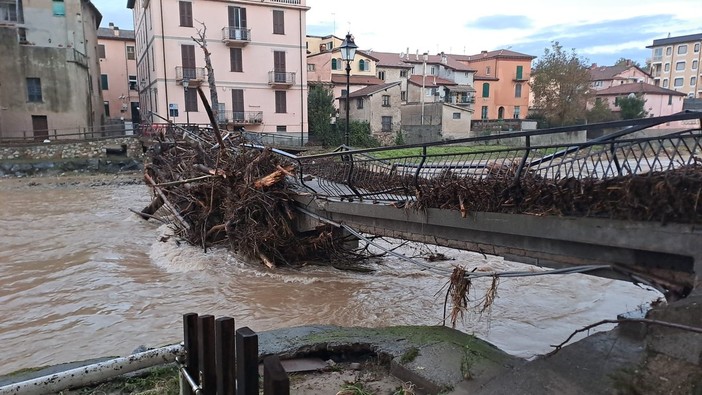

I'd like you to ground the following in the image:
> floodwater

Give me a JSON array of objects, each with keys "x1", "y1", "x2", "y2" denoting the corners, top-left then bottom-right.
[{"x1": 0, "y1": 175, "x2": 660, "y2": 376}]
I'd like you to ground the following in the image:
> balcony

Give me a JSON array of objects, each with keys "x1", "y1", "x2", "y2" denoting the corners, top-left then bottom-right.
[
  {"x1": 219, "y1": 111, "x2": 263, "y2": 125},
  {"x1": 268, "y1": 0, "x2": 301, "y2": 4},
  {"x1": 66, "y1": 49, "x2": 88, "y2": 69},
  {"x1": 222, "y1": 27, "x2": 251, "y2": 47},
  {"x1": 513, "y1": 73, "x2": 528, "y2": 82},
  {"x1": 652, "y1": 55, "x2": 663, "y2": 63},
  {"x1": 446, "y1": 96, "x2": 475, "y2": 105},
  {"x1": 268, "y1": 71, "x2": 296, "y2": 87},
  {"x1": 175, "y1": 66, "x2": 206, "y2": 85}
]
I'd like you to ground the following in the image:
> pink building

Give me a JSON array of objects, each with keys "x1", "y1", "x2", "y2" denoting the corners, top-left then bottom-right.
[
  {"x1": 595, "y1": 82, "x2": 688, "y2": 128},
  {"x1": 127, "y1": 0, "x2": 309, "y2": 138},
  {"x1": 589, "y1": 62, "x2": 652, "y2": 91},
  {"x1": 97, "y1": 23, "x2": 139, "y2": 125}
]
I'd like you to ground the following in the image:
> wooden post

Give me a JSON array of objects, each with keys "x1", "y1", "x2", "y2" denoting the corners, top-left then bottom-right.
[
  {"x1": 198, "y1": 315, "x2": 217, "y2": 395},
  {"x1": 263, "y1": 356, "x2": 289, "y2": 395},
  {"x1": 215, "y1": 317, "x2": 236, "y2": 395},
  {"x1": 183, "y1": 313, "x2": 199, "y2": 395},
  {"x1": 236, "y1": 327, "x2": 258, "y2": 395}
]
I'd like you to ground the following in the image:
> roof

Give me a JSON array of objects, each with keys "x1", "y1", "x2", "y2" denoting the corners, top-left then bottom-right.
[
  {"x1": 407, "y1": 75, "x2": 457, "y2": 87},
  {"x1": 359, "y1": 51, "x2": 413, "y2": 69},
  {"x1": 307, "y1": 48, "x2": 379, "y2": 62},
  {"x1": 589, "y1": 64, "x2": 651, "y2": 81},
  {"x1": 330, "y1": 74, "x2": 385, "y2": 85},
  {"x1": 97, "y1": 27, "x2": 135, "y2": 40},
  {"x1": 348, "y1": 81, "x2": 401, "y2": 98},
  {"x1": 473, "y1": 75, "x2": 500, "y2": 81},
  {"x1": 646, "y1": 33, "x2": 702, "y2": 48},
  {"x1": 402, "y1": 53, "x2": 476, "y2": 72},
  {"x1": 595, "y1": 82, "x2": 686, "y2": 96},
  {"x1": 453, "y1": 49, "x2": 536, "y2": 62}
]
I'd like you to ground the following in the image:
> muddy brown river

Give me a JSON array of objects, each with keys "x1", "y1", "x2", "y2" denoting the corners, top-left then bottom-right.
[{"x1": 0, "y1": 174, "x2": 659, "y2": 375}]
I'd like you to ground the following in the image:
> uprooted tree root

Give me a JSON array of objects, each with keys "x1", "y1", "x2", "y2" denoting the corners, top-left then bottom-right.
[{"x1": 142, "y1": 131, "x2": 368, "y2": 270}]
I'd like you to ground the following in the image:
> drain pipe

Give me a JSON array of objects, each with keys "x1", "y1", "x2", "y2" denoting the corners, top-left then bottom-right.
[{"x1": 0, "y1": 344, "x2": 184, "y2": 395}]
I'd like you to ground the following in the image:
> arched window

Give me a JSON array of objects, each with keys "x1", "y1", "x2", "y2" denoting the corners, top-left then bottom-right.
[
  {"x1": 331, "y1": 58, "x2": 338, "y2": 70},
  {"x1": 358, "y1": 59, "x2": 366, "y2": 71},
  {"x1": 515, "y1": 83, "x2": 522, "y2": 98},
  {"x1": 482, "y1": 83, "x2": 490, "y2": 98},
  {"x1": 498, "y1": 106, "x2": 505, "y2": 119}
]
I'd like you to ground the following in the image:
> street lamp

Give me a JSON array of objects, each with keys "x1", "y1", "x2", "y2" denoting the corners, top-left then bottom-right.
[
  {"x1": 182, "y1": 78, "x2": 190, "y2": 131},
  {"x1": 339, "y1": 32, "x2": 357, "y2": 147}
]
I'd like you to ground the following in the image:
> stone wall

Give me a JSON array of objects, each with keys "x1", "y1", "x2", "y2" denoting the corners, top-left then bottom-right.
[{"x1": 0, "y1": 136, "x2": 144, "y2": 161}]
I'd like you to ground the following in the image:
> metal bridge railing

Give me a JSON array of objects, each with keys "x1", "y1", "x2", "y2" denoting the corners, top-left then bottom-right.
[{"x1": 289, "y1": 111, "x2": 702, "y2": 202}]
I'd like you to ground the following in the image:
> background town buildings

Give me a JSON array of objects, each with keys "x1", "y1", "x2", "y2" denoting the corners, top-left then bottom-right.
[{"x1": 97, "y1": 23, "x2": 139, "y2": 127}]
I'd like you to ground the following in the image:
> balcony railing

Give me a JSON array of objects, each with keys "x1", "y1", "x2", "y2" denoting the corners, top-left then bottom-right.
[
  {"x1": 446, "y1": 96, "x2": 475, "y2": 105},
  {"x1": 268, "y1": 71, "x2": 295, "y2": 87},
  {"x1": 652, "y1": 55, "x2": 663, "y2": 62},
  {"x1": 513, "y1": 73, "x2": 528, "y2": 82},
  {"x1": 219, "y1": 111, "x2": 263, "y2": 125},
  {"x1": 67, "y1": 49, "x2": 88, "y2": 69},
  {"x1": 268, "y1": 0, "x2": 301, "y2": 4},
  {"x1": 175, "y1": 66, "x2": 206, "y2": 84},
  {"x1": 221, "y1": 27, "x2": 251, "y2": 47}
]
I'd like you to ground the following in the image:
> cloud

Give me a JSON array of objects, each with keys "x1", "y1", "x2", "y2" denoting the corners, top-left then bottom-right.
[{"x1": 470, "y1": 15, "x2": 532, "y2": 30}]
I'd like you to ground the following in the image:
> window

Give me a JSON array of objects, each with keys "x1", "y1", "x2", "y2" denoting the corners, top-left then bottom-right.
[
  {"x1": 356, "y1": 98, "x2": 363, "y2": 109},
  {"x1": 430, "y1": 66, "x2": 436, "y2": 75},
  {"x1": 98, "y1": 44, "x2": 106, "y2": 59},
  {"x1": 128, "y1": 75, "x2": 137, "y2": 90},
  {"x1": 516, "y1": 65, "x2": 523, "y2": 80},
  {"x1": 272, "y1": 10, "x2": 284, "y2": 34},
  {"x1": 664, "y1": 63, "x2": 670, "y2": 72},
  {"x1": 663, "y1": 79, "x2": 669, "y2": 88},
  {"x1": 1, "y1": 0, "x2": 23, "y2": 22},
  {"x1": 276, "y1": 125, "x2": 287, "y2": 132},
  {"x1": 452, "y1": 112, "x2": 461, "y2": 119},
  {"x1": 184, "y1": 88, "x2": 198, "y2": 112},
  {"x1": 230, "y1": 48, "x2": 243, "y2": 72},
  {"x1": 401, "y1": 91, "x2": 406, "y2": 101},
  {"x1": 482, "y1": 83, "x2": 490, "y2": 98},
  {"x1": 515, "y1": 83, "x2": 522, "y2": 98},
  {"x1": 18, "y1": 27, "x2": 27, "y2": 43},
  {"x1": 358, "y1": 59, "x2": 367, "y2": 71},
  {"x1": 382, "y1": 95, "x2": 390, "y2": 107},
  {"x1": 275, "y1": 91, "x2": 286, "y2": 113},
  {"x1": 654, "y1": 48, "x2": 663, "y2": 59},
  {"x1": 594, "y1": 81, "x2": 603, "y2": 87},
  {"x1": 666, "y1": 47, "x2": 672, "y2": 55},
  {"x1": 331, "y1": 58, "x2": 340, "y2": 70},
  {"x1": 674, "y1": 77, "x2": 684, "y2": 87},
  {"x1": 26, "y1": 78, "x2": 42, "y2": 102},
  {"x1": 100, "y1": 74, "x2": 109, "y2": 90},
  {"x1": 52, "y1": 0, "x2": 65, "y2": 16},
  {"x1": 693, "y1": 60, "x2": 698, "y2": 70},
  {"x1": 486, "y1": 66, "x2": 491, "y2": 75},
  {"x1": 481, "y1": 106, "x2": 488, "y2": 119},
  {"x1": 179, "y1": 1, "x2": 192, "y2": 27},
  {"x1": 341, "y1": 89, "x2": 347, "y2": 97},
  {"x1": 378, "y1": 71, "x2": 385, "y2": 80},
  {"x1": 307, "y1": 64, "x2": 315, "y2": 71},
  {"x1": 695, "y1": 43, "x2": 700, "y2": 53},
  {"x1": 513, "y1": 106, "x2": 521, "y2": 119},
  {"x1": 126, "y1": 45, "x2": 135, "y2": 60},
  {"x1": 381, "y1": 116, "x2": 392, "y2": 132},
  {"x1": 677, "y1": 45, "x2": 687, "y2": 55},
  {"x1": 668, "y1": 95, "x2": 673, "y2": 105},
  {"x1": 676, "y1": 61, "x2": 685, "y2": 71},
  {"x1": 692, "y1": 76, "x2": 697, "y2": 86},
  {"x1": 104, "y1": 101, "x2": 110, "y2": 117},
  {"x1": 400, "y1": 70, "x2": 408, "y2": 78}
]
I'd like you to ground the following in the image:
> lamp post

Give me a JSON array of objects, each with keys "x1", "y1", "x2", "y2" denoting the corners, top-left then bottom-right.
[
  {"x1": 182, "y1": 78, "x2": 190, "y2": 131},
  {"x1": 339, "y1": 32, "x2": 357, "y2": 147}
]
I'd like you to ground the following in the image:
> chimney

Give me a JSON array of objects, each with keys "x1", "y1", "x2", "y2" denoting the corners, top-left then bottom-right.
[
  {"x1": 415, "y1": 49, "x2": 418, "y2": 60},
  {"x1": 406, "y1": 47, "x2": 409, "y2": 60},
  {"x1": 481, "y1": 50, "x2": 488, "y2": 56},
  {"x1": 591, "y1": 63, "x2": 597, "y2": 69},
  {"x1": 440, "y1": 51, "x2": 447, "y2": 64},
  {"x1": 626, "y1": 59, "x2": 632, "y2": 66},
  {"x1": 109, "y1": 22, "x2": 114, "y2": 28}
]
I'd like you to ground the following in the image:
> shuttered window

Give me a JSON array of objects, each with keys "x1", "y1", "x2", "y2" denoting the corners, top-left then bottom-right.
[
  {"x1": 230, "y1": 48, "x2": 243, "y2": 72},
  {"x1": 273, "y1": 10, "x2": 284, "y2": 34},
  {"x1": 275, "y1": 91, "x2": 287, "y2": 113},
  {"x1": 179, "y1": 1, "x2": 192, "y2": 27}
]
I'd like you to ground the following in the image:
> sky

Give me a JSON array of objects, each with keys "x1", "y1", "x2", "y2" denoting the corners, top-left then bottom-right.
[{"x1": 93, "y1": 0, "x2": 702, "y2": 66}]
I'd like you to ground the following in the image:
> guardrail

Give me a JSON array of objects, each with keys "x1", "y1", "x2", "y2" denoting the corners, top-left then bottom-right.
[
  {"x1": 0, "y1": 125, "x2": 139, "y2": 145},
  {"x1": 287, "y1": 112, "x2": 702, "y2": 202}
]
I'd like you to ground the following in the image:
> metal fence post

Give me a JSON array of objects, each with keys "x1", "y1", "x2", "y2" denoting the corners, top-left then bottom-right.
[
  {"x1": 198, "y1": 315, "x2": 216, "y2": 395},
  {"x1": 215, "y1": 317, "x2": 236, "y2": 395},
  {"x1": 263, "y1": 355, "x2": 289, "y2": 395},
  {"x1": 183, "y1": 313, "x2": 199, "y2": 395},
  {"x1": 236, "y1": 327, "x2": 258, "y2": 395}
]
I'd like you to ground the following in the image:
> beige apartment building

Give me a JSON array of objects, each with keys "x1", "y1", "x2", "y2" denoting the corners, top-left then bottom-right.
[
  {"x1": 97, "y1": 23, "x2": 139, "y2": 125},
  {"x1": 127, "y1": 0, "x2": 309, "y2": 137},
  {"x1": 648, "y1": 33, "x2": 702, "y2": 98},
  {"x1": 0, "y1": 0, "x2": 104, "y2": 140}
]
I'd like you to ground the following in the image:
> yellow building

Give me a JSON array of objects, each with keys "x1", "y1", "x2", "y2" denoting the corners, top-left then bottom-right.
[{"x1": 648, "y1": 33, "x2": 702, "y2": 99}]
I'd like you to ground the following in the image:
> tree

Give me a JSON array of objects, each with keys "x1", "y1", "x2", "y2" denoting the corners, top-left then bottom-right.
[
  {"x1": 531, "y1": 41, "x2": 593, "y2": 126},
  {"x1": 191, "y1": 21, "x2": 219, "y2": 119},
  {"x1": 617, "y1": 94, "x2": 648, "y2": 119},
  {"x1": 614, "y1": 57, "x2": 642, "y2": 68},
  {"x1": 307, "y1": 85, "x2": 337, "y2": 146},
  {"x1": 337, "y1": 120, "x2": 380, "y2": 148},
  {"x1": 586, "y1": 98, "x2": 617, "y2": 123}
]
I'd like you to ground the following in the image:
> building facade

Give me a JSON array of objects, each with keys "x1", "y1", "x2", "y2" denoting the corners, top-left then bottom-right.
[
  {"x1": 595, "y1": 82, "x2": 687, "y2": 128},
  {"x1": 0, "y1": 0, "x2": 104, "y2": 140},
  {"x1": 127, "y1": 0, "x2": 309, "y2": 136},
  {"x1": 342, "y1": 81, "x2": 402, "y2": 140},
  {"x1": 97, "y1": 23, "x2": 139, "y2": 125},
  {"x1": 452, "y1": 49, "x2": 535, "y2": 121},
  {"x1": 648, "y1": 33, "x2": 702, "y2": 98},
  {"x1": 589, "y1": 62, "x2": 652, "y2": 91}
]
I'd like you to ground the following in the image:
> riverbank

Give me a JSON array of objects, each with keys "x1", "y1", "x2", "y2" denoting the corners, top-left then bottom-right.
[{"x1": 3, "y1": 321, "x2": 699, "y2": 394}]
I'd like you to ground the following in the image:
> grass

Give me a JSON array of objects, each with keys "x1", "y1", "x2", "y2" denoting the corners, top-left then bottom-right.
[
  {"x1": 399, "y1": 347, "x2": 419, "y2": 364},
  {"x1": 60, "y1": 365, "x2": 180, "y2": 395}
]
